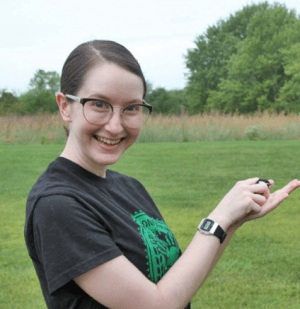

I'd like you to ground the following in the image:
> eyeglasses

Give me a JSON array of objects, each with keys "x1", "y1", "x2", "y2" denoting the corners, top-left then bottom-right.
[{"x1": 65, "y1": 94, "x2": 153, "y2": 128}]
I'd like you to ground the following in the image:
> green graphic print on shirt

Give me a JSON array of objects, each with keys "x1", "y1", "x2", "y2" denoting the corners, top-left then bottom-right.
[{"x1": 131, "y1": 211, "x2": 180, "y2": 283}]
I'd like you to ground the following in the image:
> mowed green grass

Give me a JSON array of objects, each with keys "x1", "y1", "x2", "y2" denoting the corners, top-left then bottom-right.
[{"x1": 0, "y1": 141, "x2": 299, "y2": 308}]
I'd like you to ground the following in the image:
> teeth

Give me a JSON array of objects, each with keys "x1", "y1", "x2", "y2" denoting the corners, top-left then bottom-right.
[{"x1": 94, "y1": 136, "x2": 122, "y2": 145}]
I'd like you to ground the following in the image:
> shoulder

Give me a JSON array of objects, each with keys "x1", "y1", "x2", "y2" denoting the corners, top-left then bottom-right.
[
  {"x1": 108, "y1": 169, "x2": 145, "y2": 189},
  {"x1": 34, "y1": 194, "x2": 82, "y2": 219},
  {"x1": 27, "y1": 157, "x2": 100, "y2": 213},
  {"x1": 27, "y1": 157, "x2": 72, "y2": 198}
]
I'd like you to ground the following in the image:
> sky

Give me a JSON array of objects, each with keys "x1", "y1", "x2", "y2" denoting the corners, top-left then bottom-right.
[{"x1": 1, "y1": 0, "x2": 300, "y2": 95}]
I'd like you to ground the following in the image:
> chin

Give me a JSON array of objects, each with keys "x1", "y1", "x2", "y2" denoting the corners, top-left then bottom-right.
[{"x1": 93, "y1": 154, "x2": 122, "y2": 167}]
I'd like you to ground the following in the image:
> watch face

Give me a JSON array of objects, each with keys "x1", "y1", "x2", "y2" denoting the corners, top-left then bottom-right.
[{"x1": 201, "y1": 219, "x2": 214, "y2": 231}]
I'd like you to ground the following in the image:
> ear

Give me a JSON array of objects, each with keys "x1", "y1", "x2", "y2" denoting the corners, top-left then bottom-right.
[{"x1": 56, "y1": 92, "x2": 72, "y2": 123}]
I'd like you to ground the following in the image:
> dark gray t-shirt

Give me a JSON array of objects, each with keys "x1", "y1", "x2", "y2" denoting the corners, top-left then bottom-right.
[{"x1": 25, "y1": 157, "x2": 190, "y2": 309}]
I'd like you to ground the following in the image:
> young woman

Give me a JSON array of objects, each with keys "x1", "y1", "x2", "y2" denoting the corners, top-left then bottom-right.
[{"x1": 25, "y1": 40, "x2": 300, "y2": 309}]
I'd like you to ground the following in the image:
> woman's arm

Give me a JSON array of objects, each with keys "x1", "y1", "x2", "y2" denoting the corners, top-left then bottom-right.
[
  {"x1": 74, "y1": 178, "x2": 300, "y2": 309},
  {"x1": 201, "y1": 222, "x2": 238, "y2": 283},
  {"x1": 75, "y1": 231, "x2": 224, "y2": 309}
]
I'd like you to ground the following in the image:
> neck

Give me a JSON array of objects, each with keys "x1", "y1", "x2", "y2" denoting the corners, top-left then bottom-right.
[{"x1": 60, "y1": 140, "x2": 107, "y2": 178}]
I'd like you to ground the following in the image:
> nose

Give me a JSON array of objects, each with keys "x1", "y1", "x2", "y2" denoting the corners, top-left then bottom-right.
[{"x1": 104, "y1": 108, "x2": 124, "y2": 134}]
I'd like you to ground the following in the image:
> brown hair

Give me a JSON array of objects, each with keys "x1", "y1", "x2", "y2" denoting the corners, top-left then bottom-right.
[{"x1": 61, "y1": 40, "x2": 147, "y2": 98}]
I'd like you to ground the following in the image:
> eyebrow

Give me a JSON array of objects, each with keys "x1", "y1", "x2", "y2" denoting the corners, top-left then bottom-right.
[{"x1": 88, "y1": 93, "x2": 143, "y2": 105}]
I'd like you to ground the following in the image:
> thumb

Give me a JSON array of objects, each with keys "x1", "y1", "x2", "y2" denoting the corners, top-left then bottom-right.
[{"x1": 244, "y1": 190, "x2": 289, "y2": 222}]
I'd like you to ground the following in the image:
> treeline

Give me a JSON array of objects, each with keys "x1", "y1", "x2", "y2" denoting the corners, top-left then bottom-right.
[
  {"x1": 0, "y1": 70, "x2": 60, "y2": 115},
  {"x1": 0, "y1": 71, "x2": 187, "y2": 116},
  {"x1": 1, "y1": 2, "x2": 300, "y2": 116}
]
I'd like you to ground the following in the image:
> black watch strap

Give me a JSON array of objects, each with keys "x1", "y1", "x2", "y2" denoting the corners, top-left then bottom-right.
[{"x1": 214, "y1": 225, "x2": 227, "y2": 244}]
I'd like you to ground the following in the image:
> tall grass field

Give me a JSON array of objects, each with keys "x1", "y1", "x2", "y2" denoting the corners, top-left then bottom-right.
[
  {"x1": 1, "y1": 111, "x2": 300, "y2": 144},
  {"x1": 0, "y1": 141, "x2": 299, "y2": 308}
]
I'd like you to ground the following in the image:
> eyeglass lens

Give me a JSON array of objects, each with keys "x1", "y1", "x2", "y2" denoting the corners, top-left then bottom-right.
[{"x1": 83, "y1": 100, "x2": 150, "y2": 127}]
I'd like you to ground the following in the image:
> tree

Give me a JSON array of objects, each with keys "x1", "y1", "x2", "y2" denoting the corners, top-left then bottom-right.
[
  {"x1": 145, "y1": 87, "x2": 184, "y2": 115},
  {"x1": 29, "y1": 69, "x2": 60, "y2": 95},
  {"x1": 20, "y1": 69, "x2": 60, "y2": 114},
  {"x1": 20, "y1": 89, "x2": 59, "y2": 114},
  {"x1": 184, "y1": 2, "x2": 269, "y2": 114},
  {"x1": 277, "y1": 43, "x2": 300, "y2": 113},
  {"x1": 0, "y1": 90, "x2": 21, "y2": 115},
  {"x1": 207, "y1": 3, "x2": 300, "y2": 114}
]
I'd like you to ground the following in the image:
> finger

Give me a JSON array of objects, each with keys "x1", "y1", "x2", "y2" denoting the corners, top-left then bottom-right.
[
  {"x1": 261, "y1": 179, "x2": 273, "y2": 199},
  {"x1": 263, "y1": 180, "x2": 274, "y2": 199},
  {"x1": 250, "y1": 184, "x2": 271, "y2": 201},
  {"x1": 250, "y1": 183, "x2": 270, "y2": 195},
  {"x1": 252, "y1": 179, "x2": 273, "y2": 199},
  {"x1": 248, "y1": 189, "x2": 289, "y2": 220},
  {"x1": 264, "y1": 185, "x2": 271, "y2": 200},
  {"x1": 252, "y1": 193, "x2": 267, "y2": 206},
  {"x1": 280, "y1": 179, "x2": 300, "y2": 195},
  {"x1": 249, "y1": 201, "x2": 262, "y2": 216},
  {"x1": 268, "y1": 179, "x2": 275, "y2": 190},
  {"x1": 244, "y1": 197, "x2": 284, "y2": 222}
]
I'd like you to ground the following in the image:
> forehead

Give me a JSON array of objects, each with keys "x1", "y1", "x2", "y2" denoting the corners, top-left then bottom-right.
[{"x1": 79, "y1": 63, "x2": 144, "y2": 102}]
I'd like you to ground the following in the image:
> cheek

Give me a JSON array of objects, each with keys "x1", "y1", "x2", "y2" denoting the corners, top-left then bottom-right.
[
  {"x1": 130, "y1": 127, "x2": 141, "y2": 141},
  {"x1": 124, "y1": 127, "x2": 141, "y2": 148},
  {"x1": 70, "y1": 119, "x2": 96, "y2": 141}
]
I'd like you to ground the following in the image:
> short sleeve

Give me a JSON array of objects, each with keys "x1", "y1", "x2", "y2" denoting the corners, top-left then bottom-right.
[{"x1": 33, "y1": 194, "x2": 123, "y2": 295}]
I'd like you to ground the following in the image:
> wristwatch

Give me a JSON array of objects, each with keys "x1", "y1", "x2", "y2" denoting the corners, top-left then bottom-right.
[{"x1": 197, "y1": 218, "x2": 227, "y2": 244}]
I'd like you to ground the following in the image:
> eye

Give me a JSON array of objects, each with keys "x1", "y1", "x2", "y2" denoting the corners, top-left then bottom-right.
[
  {"x1": 87, "y1": 100, "x2": 111, "y2": 112},
  {"x1": 93, "y1": 100, "x2": 109, "y2": 109},
  {"x1": 124, "y1": 105, "x2": 140, "y2": 113}
]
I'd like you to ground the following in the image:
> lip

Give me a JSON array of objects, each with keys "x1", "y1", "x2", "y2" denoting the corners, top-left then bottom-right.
[{"x1": 93, "y1": 135, "x2": 125, "y2": 150}]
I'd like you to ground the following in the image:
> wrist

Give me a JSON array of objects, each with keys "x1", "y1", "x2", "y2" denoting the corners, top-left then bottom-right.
[
  {"x1": 232, "y1": 220, "x2": 244, "y2": 229},
  {"x1": 207, "y1": 213, "x2": 230, "y2": 232},
  {"x1": 198, "y1": 218, "x2": 227, "y2": 244},
  {"x1": 225, "y1": 220, "x2": 244, "y2": 235}
]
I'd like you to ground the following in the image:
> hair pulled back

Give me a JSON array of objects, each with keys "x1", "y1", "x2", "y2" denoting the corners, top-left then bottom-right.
[{"x1": 60, "y1": 40, "x2": 147, "y2": 99}]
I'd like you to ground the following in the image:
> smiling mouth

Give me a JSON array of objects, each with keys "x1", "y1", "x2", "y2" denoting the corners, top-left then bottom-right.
[{"x1": 93, "y1": 135, "x2": 124, "y2": 145}]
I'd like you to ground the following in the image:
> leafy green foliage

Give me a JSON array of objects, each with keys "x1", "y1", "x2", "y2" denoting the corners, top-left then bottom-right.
[
  {"x1": 0, "y1": 90, "x2": 22, "y2": 115},
  {"x1": 20, "y1": 89, "x2": 58, "y2": 114},
  {"x1": 185, "y1": 2, "x2": 300, "y2": 115},
  {"x1": 277, "y1": 43, "x2": 300, "y2": 113},
  {"x1": 145, "y1": 87, "x2": 186, "y2": 115},
  {"x1": 184, "y1": 2, "x2": 269, "y2": 114},
  {"x1": 29, "y1": 69, "x2": 60, "y2": 96},
  {"x1": 209, "y1": 3, "x2": 300, "y2": 114},
  {"x1": 18, "y1": 69, "x2": 60, "y2": 115}
]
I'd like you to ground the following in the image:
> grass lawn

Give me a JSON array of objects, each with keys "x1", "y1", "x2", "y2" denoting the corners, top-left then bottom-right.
[{"x1": 0, "y1": 141, "x2": 299, "y2": 308}]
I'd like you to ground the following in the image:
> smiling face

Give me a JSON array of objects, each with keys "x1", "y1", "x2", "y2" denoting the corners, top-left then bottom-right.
[{"x1": 58, "y1": 62, "x2": 144, "y2": 177}]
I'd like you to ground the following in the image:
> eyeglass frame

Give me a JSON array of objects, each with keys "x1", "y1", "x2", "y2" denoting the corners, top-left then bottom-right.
[{"x1": 64, "y1": 94, "x2": 153, "y2": 125}]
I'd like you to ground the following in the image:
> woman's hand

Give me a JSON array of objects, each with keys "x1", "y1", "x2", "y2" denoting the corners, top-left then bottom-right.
[
  {"x1": 209, "y1": 178, "x2": 300, "y2": 231},
  {"x1": 237, "y1": 178, "x2": 300, "y2": 225}
]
